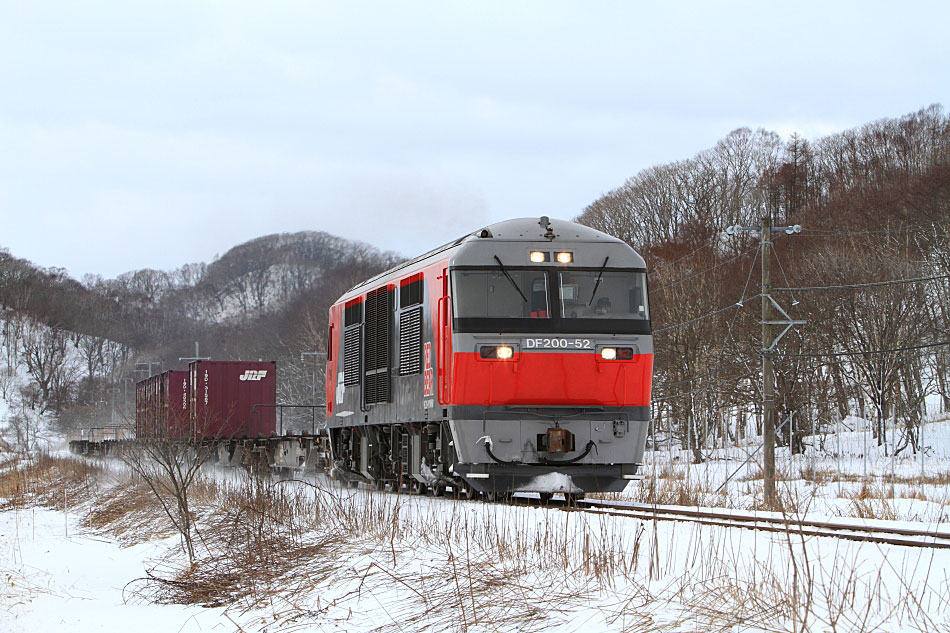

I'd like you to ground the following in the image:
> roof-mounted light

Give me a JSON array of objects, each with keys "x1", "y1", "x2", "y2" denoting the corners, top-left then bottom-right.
[
  {"x1": 529, "y1": 251, "x2": 550, "y2": 263},
  {"x1": 556, "y1": 252, "x2": 573, "y2": 264}
]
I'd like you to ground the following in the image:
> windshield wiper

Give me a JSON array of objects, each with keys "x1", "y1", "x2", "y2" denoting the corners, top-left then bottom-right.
[
  {"x1": 493, "y1": 255, "x2": 527, "y2": 302},
  {"x1": 588, "y1": 256, "x2": 610, "y2": 307}
]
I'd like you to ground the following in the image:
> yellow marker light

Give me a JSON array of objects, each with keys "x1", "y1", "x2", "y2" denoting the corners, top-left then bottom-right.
[
  {"x1": 601, "y1": 347, "x2": 617, "y2": 360},
  {"x1": 496, "y1": 345, "x2": 515, "y2": 359},
  {"x1": 529, "y1": 251, "x2": 547, "y2": 263},
  {"x1": 556, "y1": 251, "x2": 573, "y2": 264}
]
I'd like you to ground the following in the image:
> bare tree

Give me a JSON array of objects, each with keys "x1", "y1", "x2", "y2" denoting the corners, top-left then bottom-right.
[
  {"x1": 118, "y1": 427, "x2": 209, "y2": 566},
  {"x1": 20, "y1": 321, "x2": 80, "y2": 413}
]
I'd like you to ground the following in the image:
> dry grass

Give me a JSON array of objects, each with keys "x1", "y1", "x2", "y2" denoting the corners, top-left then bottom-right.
[
  {"x1": 120, "y1": 475, "x2": 661, "y2": 632},
  {"x1": 883, "y1": 471, "x2": 950, "y2": 486},
  {"x1": 5, "y1": 450, "x2": 950, "y2": 632},
  {"x1": 0, "y1": 452, "x2": 102, "y2": 511},
  {"x1": 901, "y1": 488, "x2": 930, "y2": 502},
  {"x1": 837, "y1": 482, "x2": 899, "y2": 521},
  {"x1": 86, "y1": 480, "x2": 176, "y2": 544},
  {"x1": 632, "y1": 476, "x2": 710, "y2": 506}
]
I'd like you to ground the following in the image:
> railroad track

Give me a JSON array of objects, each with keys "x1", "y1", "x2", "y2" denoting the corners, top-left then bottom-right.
[{"x1": 563, "y1": 499, "x2": 950, "y2": 550}]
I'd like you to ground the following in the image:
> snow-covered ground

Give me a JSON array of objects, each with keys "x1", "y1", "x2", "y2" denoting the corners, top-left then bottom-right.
[
  {"x1": 0, "y1": 508, "x2": 227, "y2": 632},
  {"x1": 3, "y1": 415, "x2": 950, "y2": 633},
  {"x1": 631, "y1": 413, "x2": 950, "y2": 525}
]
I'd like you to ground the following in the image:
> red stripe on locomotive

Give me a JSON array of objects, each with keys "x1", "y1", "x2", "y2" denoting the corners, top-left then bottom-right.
[{"x1": 449, "y1": 351, "x2": 653, "y2": 407}]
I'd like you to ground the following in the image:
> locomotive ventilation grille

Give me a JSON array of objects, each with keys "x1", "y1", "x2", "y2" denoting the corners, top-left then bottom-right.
[
  {"x1": 398, "y1": 306, "x2": 423, "y2": 375},
  {"x1": 364, "y1": 287, "x2": 392, "y2": 404},
  {"x1": 343, "y1": 328, "x2": 361, "y2": 386}
]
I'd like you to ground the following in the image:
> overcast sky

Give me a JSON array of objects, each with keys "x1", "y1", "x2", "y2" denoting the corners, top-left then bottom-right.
[{"x1": 1, "y1": 1, "x2": 948, "y2": 279}]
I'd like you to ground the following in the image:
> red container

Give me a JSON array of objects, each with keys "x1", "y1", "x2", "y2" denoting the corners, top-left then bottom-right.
[
  {"x1": 135, "y1": 371, "x2": 190, "y2": 439},
  {"x1": 165, "y1": 371, "x2": 191, "y2": 439},
  {"x1": 188, "y1": 360, "x2": 277, "y2": 439},
  {"x1": 135, "y1": 377, "x2": 152, "y2": 439}
]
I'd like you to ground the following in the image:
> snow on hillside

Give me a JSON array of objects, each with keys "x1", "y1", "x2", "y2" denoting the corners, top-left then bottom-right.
[{"x1": 0, "y1": 310, "x2": 117, "y2": 453}]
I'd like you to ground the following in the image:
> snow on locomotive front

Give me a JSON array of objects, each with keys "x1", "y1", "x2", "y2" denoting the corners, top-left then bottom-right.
[{"x1": 325, "y1": 217, "x2": 653, "y2": 496}]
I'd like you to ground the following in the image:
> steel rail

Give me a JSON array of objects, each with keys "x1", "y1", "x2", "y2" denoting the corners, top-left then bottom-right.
[{"x1": 568, "y1": 500, "x2": 950, "y2": 550}]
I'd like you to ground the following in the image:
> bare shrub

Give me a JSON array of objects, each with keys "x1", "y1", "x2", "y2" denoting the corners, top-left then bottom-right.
[{"x1": 116, "y1": 440, "x2": 208, "y2": 566}]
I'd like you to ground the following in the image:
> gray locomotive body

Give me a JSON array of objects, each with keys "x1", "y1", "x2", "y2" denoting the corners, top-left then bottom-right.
[{"x1": 325, "y1": 217, "x2": 654, "y2": 497}]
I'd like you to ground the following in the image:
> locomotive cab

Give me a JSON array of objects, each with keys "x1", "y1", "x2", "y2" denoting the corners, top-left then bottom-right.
[{"x1": 446, "y1": 219, "x2": 653, "y2": 495}]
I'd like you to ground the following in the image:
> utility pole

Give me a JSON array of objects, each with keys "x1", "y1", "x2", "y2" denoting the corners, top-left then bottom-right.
[
  {"x1": 134, "y1": 360, "x2": 163, "y2": 377},
  {"x1": 726, "y1": 217, "x2": 803, "y2": 508},
  {"x1": 179, "y1": 341, "x2": 211, "y2": 363},
  {"x1": 761, "y1": 213, "x2": 775, "y2": 506}
]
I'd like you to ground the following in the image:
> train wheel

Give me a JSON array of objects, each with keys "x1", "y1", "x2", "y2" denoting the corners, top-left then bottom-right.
[
  {"x1": 410, "y1": 480, "x2": 427, "y2": 495},
  {"x1": 374, "y1": 479, "x2": 387, "y2": 491},
  {"x1": 427, "y1": 484, "x2": 445, "y2": 497}
]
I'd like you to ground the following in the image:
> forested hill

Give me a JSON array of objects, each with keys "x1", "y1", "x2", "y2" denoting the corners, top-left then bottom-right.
[
  {"x1": 0, "y1": 231, "x2": 399, "y2": 435},
  {"x1": 3, "y1": 105, "x2": 949, "y2": 449},
  {"x1": 577, "y1": 104, "x2": 950, "y2": 461}
]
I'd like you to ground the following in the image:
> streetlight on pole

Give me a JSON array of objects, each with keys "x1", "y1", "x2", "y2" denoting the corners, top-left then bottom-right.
[{"x1": 725, "y1": 218, "x2": 804, "y2": 508}]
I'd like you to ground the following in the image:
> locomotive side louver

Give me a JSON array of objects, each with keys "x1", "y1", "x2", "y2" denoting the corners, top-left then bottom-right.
[
  {"x1": 399, "y1": 306, "x2": 423, "y2": 375},
  {"x1": 343, "y1": 328, "x2": 361, "y2": 386},
  {"x1": 364, "y1": 286, "x2": 393, "y2": 404}
]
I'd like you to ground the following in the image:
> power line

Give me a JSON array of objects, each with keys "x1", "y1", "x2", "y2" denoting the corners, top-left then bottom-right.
[
  {"x1": 773, "y1": 340, "x2": 950, "y2": 359},
  {"x1": 653, "y1": 295, "x2": 759, "y2": 335},
  {"x1": 646, "y1": 243, "x2": 713, "y2": 276},
  {"x1": 652, "y1": 339, "x2": 948, "y2": 407},
  {"x1": 654, "y1": 358, "x2": 755, "y2": 390},
  {"x1": 773, "y1": 272, "x2": 950, "y2": 293},
  {"x1": 800, "y1": 218, "x2": 950, "y2": 237},
  {"x1": 650, "y1": 244, "x2": 757, "y2": 295},
  {"x1": 653, "y1": 249, "x2": 765, "y2": 406}
]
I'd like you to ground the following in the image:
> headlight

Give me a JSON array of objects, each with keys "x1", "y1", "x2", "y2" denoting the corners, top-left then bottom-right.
[
  {"x1": 556, "y1": 251, "x2": 573, "y2": 264},
  {"x1": 480, "y1": 345, "x2": 516, "y2": 360},
  {"x1": 600, "y1": 347, "x2": 635, "y2": 361},
  {"x1": 529, "y1": 251, "x2": 549, "y2": 263}
]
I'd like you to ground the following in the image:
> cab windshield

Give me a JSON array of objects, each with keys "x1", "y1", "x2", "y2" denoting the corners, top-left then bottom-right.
[
  {"x1": 451, "y1": 267, "x2": 650, "y2": 334},
  {"x1": 559, "y1": 271, "x2": 648, "y2": 320},
  {"x1": 452, "y1": 269, "x2": 550, "y2": 319}
]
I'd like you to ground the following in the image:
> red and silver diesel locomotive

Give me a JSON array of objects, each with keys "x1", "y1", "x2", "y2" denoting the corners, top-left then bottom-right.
[{"x1": 325, "y1": 217, "x2": 653, "y2": 497}]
